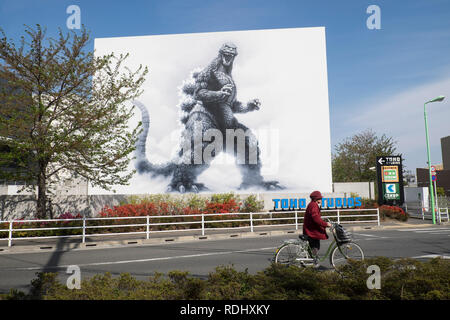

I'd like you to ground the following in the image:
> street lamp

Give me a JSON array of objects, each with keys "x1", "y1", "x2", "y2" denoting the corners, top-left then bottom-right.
[{"x1": 424, "y1": 95, "x2": 445, "y2": 224}]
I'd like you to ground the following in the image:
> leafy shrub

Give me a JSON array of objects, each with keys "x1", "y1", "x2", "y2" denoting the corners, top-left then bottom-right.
[
  {"x1": 240, "y1": 195, "x2": 264, "y2": 213},
  {"x1": 3, "y1": 257, "x2": 448, "y2": 300}
]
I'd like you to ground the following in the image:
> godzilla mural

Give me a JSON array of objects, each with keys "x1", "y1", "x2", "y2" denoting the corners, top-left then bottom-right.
[{"x1": 133, "y1": 42, "x2": 284, "y2": 193}]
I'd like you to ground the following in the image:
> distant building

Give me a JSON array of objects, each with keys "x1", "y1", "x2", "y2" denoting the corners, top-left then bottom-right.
[
  {"x1": 416, "y1": 136, "x2": 450, "y2": 196},
  {"x1": 442, "y1": 136, "x2": 450, "y2": 171}
]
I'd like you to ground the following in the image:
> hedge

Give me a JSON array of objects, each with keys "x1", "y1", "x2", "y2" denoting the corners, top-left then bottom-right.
[{"x1": 2, "y1": 257, "x2": 448, "y2": 300}]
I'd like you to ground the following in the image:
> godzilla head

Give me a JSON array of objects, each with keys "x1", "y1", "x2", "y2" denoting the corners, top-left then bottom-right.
[{"x1": 219, "y1": 42, "x2": 237, "y2": 68}]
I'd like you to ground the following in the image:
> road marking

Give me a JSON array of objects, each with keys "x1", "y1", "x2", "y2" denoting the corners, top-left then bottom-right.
[
  {"x1": 411, "y1": 254, "x2": 450, "y2": 259},
  {"x1": 5, "y1": 246, "x2": 278, "y2": 271},
  {"x1": 362, "y1": 237, "x2": 391, "y2": 241},
  {"x1": 397, "y1": 228, "x2": 450, "y2": 232},
  {"x1": 352, "y1": 233, "x2": 390, "y2": 241},
  {"x1": 353, "y1": 233, "x2": 382, "y2": 238},
  {"x1": 413, "y1": 230, "x2": 450, "y2": 233}
]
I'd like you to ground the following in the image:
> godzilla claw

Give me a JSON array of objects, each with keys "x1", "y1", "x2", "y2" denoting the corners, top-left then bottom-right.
[
  {"x1": 264, "y1": 181, "x2": 284, "y2": 190},
  {"x1": 239, "y1": 180, "x2": 285, "y2": 191},
  {"x1": 167, "y1": 182, "x2": 208, "y2": 193}
]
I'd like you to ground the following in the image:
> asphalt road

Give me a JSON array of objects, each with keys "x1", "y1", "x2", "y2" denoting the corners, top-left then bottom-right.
[{"x1": 0, "y1": 226, "x2": 449, "y2": 294}]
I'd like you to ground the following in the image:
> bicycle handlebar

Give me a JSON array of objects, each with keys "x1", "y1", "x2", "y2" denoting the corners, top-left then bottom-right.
[{"x1": 324, "y1": 218, "x2": 337, "y2": 230}]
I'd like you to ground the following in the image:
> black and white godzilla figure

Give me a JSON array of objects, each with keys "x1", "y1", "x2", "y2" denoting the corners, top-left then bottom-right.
[{"x1": 133, "y1": 43, "x2": 284, "y2": 193}]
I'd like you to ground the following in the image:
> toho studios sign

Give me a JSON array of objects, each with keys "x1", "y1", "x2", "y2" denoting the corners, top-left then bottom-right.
[
  {"x1": 376, "y1": 155, "x2": 404, "y2": 205},
  {"x1": 272, "y1": 197, "x2": 362, "y2": 210}
]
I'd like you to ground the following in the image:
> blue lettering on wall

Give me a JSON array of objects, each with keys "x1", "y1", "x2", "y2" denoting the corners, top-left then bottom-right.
[
  {"x1": 272, "y1": 199, "x2": 280, "y2": 209},
  {"x1": 299, "y1": 198, "x2": 306, "y2": 209},
  {"x1": 272, "y1": 197, "x2": 363, "y2": 210},
  {"x1": 328, "y1": 198, "x2": 334, "y2": 207},
  {"x1": 347, "y1": 197, "x2": 354, "y2": 207},
  {"x1": 289, "y1": 198, "x2": 297, "y2": 209}
]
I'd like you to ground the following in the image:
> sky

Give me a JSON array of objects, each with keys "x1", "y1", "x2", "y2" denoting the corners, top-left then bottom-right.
[{"x1": 1, "y1": 0, "x2": 449, "y2": 176}]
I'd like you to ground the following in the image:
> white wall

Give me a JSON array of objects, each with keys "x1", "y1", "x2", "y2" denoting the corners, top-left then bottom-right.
[
  {"x1": 332, "y1": 182, "x2": 375, "y2": 200},
  {"x1": 404, "y1": 186, "x2": 429, "y2": 210}
]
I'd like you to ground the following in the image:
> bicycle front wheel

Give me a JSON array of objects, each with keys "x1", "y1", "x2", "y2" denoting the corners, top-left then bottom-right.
[
  {"x1": 275, "y1": 243, "x2": 303, "y2": 265},
  {"x1": 331, "y1": 242, "x2": 364, "y2": 269}
]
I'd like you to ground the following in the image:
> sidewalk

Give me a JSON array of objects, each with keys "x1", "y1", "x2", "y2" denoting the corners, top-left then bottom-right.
[{"x1": 0, "y1": 218, "x2": 445, "y2": 254}]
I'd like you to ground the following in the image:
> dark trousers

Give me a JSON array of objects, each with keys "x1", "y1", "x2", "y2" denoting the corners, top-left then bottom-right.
[{"x1": 308, "y1": 238, "x2": 320, "y2": 258}]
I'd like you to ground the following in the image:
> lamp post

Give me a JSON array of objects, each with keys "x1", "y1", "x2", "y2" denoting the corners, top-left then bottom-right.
[{"x1": 424, "y1": 95, "x2": 445, "y2": 224}]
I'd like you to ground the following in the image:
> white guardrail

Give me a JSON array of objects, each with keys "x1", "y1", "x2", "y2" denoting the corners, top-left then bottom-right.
[
  {"x1": 404, "y1": 203, "x2": 450, "y2": 223},
  {"x1": 0, "y1": 208, "x2": 380, "y2": 247}
]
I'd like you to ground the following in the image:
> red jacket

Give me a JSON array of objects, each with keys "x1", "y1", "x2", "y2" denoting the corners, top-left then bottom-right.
[{"x1": 303, "y1": 201, "x2": 328, "y2": 240}]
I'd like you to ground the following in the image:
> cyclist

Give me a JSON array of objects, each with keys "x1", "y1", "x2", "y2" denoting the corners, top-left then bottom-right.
[{"x1": 303, "y1": 190, "x2": 332, "y2": 266}]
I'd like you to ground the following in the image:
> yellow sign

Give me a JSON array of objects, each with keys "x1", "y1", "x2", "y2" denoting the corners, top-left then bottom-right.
[{"x1": 382, "y1": 166, "x2": 399, "y2": 183}]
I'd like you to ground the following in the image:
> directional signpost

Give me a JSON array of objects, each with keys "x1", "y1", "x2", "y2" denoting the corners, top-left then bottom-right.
[
  {"x1": 431, "y1": 166, "x2": 439, "y2": 221},
  {"x1": 376, "y1": 156, "x2": 404, "y2": 206}
]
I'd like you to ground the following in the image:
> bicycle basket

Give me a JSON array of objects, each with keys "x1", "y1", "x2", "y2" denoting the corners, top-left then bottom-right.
[{"x1": 334, "y1": 224, "x2": 352, "y2": 244}]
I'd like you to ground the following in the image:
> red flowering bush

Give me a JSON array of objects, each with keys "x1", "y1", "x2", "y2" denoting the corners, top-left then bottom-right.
[
  {"x1": 204, "y1": 199, "x2": 240, "y2": 214},
  {"x1": 96, "y1": 193, "x2": 259, "y2": 231},
  {"x1": 379, "y1": 205, "x2": 408, "y2": 221},
  {"x1": 99, "y1": 203, "x2": 159, "y2": 217}
]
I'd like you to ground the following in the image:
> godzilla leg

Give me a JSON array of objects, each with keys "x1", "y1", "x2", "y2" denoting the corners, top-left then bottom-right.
[
  {"x1": 228, "y1": 121, "x2": 284, "y2": 190},
  {"x1": 167, "y1": 106, "x2": 221, "y2": 193},
  {"x1": 168, "y1": 163, "x2": 209, "y2": 193}
]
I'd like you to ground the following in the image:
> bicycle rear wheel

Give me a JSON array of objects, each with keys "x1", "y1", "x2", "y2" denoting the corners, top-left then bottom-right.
[
  {"x1": 331, "y1": 242, "x2": 364, "y2": 269},
  {"x1": 275, "y1": 243, "x2": 308, "y2": 266},
  {"x1": 275, "y1": 243, "x2": 300, "y2": 265}
]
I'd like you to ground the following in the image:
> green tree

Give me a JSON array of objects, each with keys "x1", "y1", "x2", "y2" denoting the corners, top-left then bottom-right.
[
  {"x1": 332, "y1": 129, "x2": 399, "y2": 182},
  {"x1": 0, "y1": 25, "x2": 148, "y2": 218}
]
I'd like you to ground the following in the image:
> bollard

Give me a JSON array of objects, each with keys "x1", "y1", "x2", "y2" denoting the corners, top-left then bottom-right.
[
  {"x1": 82, "y1": 216, "x2": 86, "y2": 243},
  {"x1": 146, "y1": 216, "x2": 150, "y2": 239},
  {"x1": 377, "y1": 208, "x2": 380, "y2": 226},
  {"x1": 8, "y1": 221, "x2": 12, "y2": 247},
  {"x1": 201, "y1": 214, "x2": 205, "y2": 236},
  {"x1": 295, "y1": 211, "x2": 298, "y2": 230}
]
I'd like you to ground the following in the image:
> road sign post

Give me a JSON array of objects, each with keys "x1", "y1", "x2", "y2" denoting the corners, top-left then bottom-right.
[{"x1": 431, "y1": 166, "x2": 439, "y2": 221}]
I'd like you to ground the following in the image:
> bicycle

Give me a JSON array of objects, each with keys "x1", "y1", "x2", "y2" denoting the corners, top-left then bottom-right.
[{"x1": 274, "y1": 219, "x2": 364, "y2": 270}]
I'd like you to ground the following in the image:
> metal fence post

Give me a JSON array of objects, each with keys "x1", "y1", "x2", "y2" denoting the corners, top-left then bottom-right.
[
  {"x1": 82, "y1": 216, "x2": 86, "y2": 243},
  {"x1": 201, "y1": 213, "x2": 205, "y2": 236},
  {"x1": 377, "y1": 208, "x2": 380, "y2": 226},
  {"x1": 8, "y1": 221, "x2": 12, "y2": 247},
  {"x1": 250, "y1": 213, "x2": 253, "y2": 233},
  {"x1": 295, "y1": 211, "x2": 298, "y2": 230},
  {"x1": 337, "y1": 209, "x2": 340, "y2": 224},
  {"x1": 146, "y1": 216, "x2": 150, "y2": 240}
]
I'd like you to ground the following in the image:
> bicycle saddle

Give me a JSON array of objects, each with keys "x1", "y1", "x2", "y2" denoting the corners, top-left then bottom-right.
[{"x1": 299, "y1": 234, "x2": 310, "y2": 241}]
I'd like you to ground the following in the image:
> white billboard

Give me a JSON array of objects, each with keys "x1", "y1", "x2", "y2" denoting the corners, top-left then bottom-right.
[{"x1": 92, "y1": 27, "x2": 332, "y2": 194}]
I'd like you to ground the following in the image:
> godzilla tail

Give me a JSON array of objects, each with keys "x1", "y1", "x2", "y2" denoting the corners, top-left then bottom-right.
[{"x1": 132, "y1": 100, "x2": 176, "y2": 177}]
